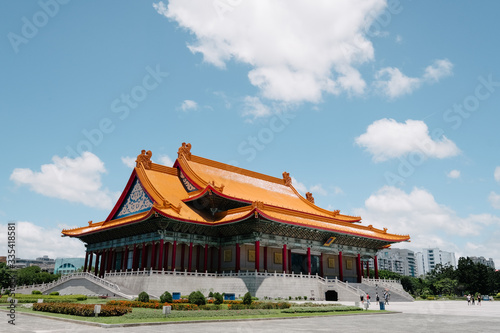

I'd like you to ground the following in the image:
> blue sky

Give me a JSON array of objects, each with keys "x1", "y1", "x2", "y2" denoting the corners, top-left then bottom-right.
[{"x1": 1, "y1": 0, "x2": 500, "y2": 268}]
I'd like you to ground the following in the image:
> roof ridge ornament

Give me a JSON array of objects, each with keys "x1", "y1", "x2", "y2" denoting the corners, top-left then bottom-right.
[
  {"x1": 178, "y1": 142, "x2": 192, "y2": 160},
  {"x1": 282, "y1": 171, "x2": 292, "y2": 186},
  {"x1": 136, "y1": 150, "x2": 152, "y2": 169},
  {"x1": 305, "y1": 192, "x2": 315, "y2": 204},
  {"x1": 332, "y1": 209, "x2": 340, "y2": 217}
]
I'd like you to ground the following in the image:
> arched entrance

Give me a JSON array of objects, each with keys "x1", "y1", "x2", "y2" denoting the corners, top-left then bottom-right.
[{"x1": 325, "y1": 290, "x2": 338, "y2": 301}]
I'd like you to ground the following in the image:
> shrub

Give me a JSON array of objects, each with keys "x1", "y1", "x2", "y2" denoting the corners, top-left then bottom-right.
[
  {"x1": 208, "y1": 291, "x2": 214, "y2": 298},
  {"x1": 213, "y1": 292, "x2": 223, "y2": 305},
  {"x1": 49, "y1": 292, "x2": 59, "y2": 296},
  {"x1": 304, "y1": 296, "x2": 307, "y2": 300},
  {"x1": 160, "y1": 291, "x2": 173, "y2": 304},
  {"x1": 33, "y1": 302, "x2": 131, "y2": 317},
  {"x1": 188, "y1": 291, "x2": 206, "y2": 306},
  {"x1": 243, "y1": 292, "x2": 252, "y2": 305},
  {"x1": 199, "y1": 304, "x2": 221, "y2": 310},
  {"x1": 137, "y1": 291, "x2": 149, "y2": 303},
  {"x1": 31, "y1": 290, "x2": 42, "y2": 295}
]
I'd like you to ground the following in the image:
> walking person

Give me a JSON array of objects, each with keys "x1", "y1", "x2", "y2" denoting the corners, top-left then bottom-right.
[
  {"x1": 477, "y1": 294, "x2": 481, "y2": 306},
  {"x1": 471, "y1": 294, "x2": 475, "y2": 305},
  {"x1": 467, "y1": 294, "x2": 471, "y2": 305}
]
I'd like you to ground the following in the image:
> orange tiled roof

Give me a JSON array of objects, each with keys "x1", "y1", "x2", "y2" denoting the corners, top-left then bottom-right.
[{"x1": 61, "y1": 145, "x2": 410, "y2": 243}]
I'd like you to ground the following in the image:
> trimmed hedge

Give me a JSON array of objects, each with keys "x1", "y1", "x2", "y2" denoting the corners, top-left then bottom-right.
[
  {"x1": 0, "y1": 294, "x2": 87, "y2": 304},
  {"x1": 33, "y1": 303, "x2": 131, "y2": 317},
  {"x1": 107, "y1": 300, "x2": 199, "y2": 311},
  {"x1": 228, "y1": 302, "x2": 291, "y2": 310},
  {"x1": 282, "y1": 306, "x2": 362, "y2": 313}
]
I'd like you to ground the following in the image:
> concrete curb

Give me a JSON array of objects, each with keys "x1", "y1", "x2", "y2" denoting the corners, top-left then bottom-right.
[{"x1": 1, "y1": 308, "x2": 398, "y2": 328}]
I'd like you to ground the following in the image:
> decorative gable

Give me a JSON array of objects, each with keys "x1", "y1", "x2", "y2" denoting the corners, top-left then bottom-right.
[{"x1": 114, "y1": 178, "x2": 153, "y2": 219}]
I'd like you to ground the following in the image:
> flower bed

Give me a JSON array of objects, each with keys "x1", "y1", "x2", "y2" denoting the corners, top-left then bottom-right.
[
  {"x1": 228, "y1": 302, "x2": 290, "y2": 310},
  {"x1": 0, "y1": 294, "x2": 87, "y2": 304},
  {"x1": 106, "y1": 300, "x2": 199, "y2": 311},
  {"x1": 33, "y1": 302, "x2": 131, "y2": 317},
  {"x1": 281, "y1": 306, "x2": 362, "y2": 313}
]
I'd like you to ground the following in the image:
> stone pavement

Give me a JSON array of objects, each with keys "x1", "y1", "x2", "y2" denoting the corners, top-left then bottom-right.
[{"x1": 1, "y1": 300, "x2": 499, "y2": 333}]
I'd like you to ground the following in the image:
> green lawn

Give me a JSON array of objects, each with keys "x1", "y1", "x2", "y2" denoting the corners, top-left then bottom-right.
[{"x1": 11, "y1": 306, "x2": 386, "y2": 324}]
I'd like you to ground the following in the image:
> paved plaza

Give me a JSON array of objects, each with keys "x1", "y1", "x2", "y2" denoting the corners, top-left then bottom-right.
[{"x1": 1, "y1": 301, "x2": 499, "y2": 333}]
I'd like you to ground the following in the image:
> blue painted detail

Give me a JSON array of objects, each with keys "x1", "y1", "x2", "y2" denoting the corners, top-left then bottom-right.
[
  {"x1": 115, "y1": 178, "x2": 153, "y2": 219},
  {"x1": 224, "y1": 293, "x2": 235, "y2": 301},
  {"x1": 179, "y1": 170, "x2": 198, "y2": 192},
  {"x1": 172, "y1": 292, "x2": 181, "y2": 300}
]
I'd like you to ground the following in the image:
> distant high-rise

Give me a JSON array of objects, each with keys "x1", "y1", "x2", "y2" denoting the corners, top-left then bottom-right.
[
  {"x1": 469, "y1": 256, "x2": 495, "y2": 269},
  {"x1": 370, "y1": 248, "x2": 417, "y2": 277},
  {"x1": 416, "y1": 248, "x2": 456, "y2": 276}
]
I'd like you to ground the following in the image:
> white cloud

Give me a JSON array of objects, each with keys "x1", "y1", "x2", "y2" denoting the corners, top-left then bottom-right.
[
  {"x1": 158, "y1": 155, "x2": 174, "y2": 167},
  {"x1": 291, "y1": 177, "x2": 328, "y2": 197},
  {"x1": 242, "y1": 96, "x2": 272, "y2": 119},
  {"x1": 180, "y1": 99, "x2": 198, "y2": 111},
  {"x1": 355, "y1": 118, "x2": 460, "y2": 162},
  {"x1": 121, "y1": 156, "x2": 136, "y2": 168},
  {"x1": 423, "y1": 59, "x2": 453, "y2": 83},
  {"x1": 489, "y1": 191, "x2": 500, "y2": 209},
  {"x1": 447, "y1": 170, "x2": 460, "y2": 179},
  {"x1": 155, "y1": 0, "x2": 388, "y2": 103},
  {"x1": 374, "y1": 59, "x2": 453, "y2": 99},
  {"x1": 373, "y1": 67, "x2": 421, "y2": 99},
  {"x1": 0, "y1": 221, "x2": 85, "y2": 260},
  {"x1": 332, "y1": 186, "x2": 344, "y2": 195},
  {"x1": 494, "y1": 166, "x2": 500, "y2": 183},
  {"x1": 10, "y1": 152, "x2": 119, "y2": 210},
  {"x1": 355, "y1": 186, "x2": 500, "y2": 250},
  {"x1": 395, "y1": 35, "x2": 402, "y2": 44}
]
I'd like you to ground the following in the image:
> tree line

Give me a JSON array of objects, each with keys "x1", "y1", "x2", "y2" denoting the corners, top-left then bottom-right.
[{"x1": 378, "y1": 257, "x2": 500, "y2": 297}]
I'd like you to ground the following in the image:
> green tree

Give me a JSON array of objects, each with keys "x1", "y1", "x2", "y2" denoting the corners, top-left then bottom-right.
[
  {"x1": 0, "y1": 263, "x2": 12, "y2": 289},
  {"x1": 188, "y1": 291, "x2": 206, "y2": 306},
  {"x1": 213, "y1": 292, "x2": 223, "y2": 305},
  {"x1": 160, "y1": 291, "x2": 172, "y2": 303},
  {"x1": 433, "y1": 278, "x2": 458, "y2": 296},
  {"x1": 138, "y1": 291, "x2": 149, "y2": 302},
  {"x1": 243, "y1": 292, "x2": 253, "y2": 305}
]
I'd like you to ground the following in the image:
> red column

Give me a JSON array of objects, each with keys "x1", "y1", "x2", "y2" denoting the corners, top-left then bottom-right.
[
  {"x1": 181, "y1": 244, "x2": 185, "y2": 271},
  {"x1": 235, "y1": 243, "x2": 240, "y2": 272},
  {"x1": 111, "y1": 250, "x2": 116, "y2": 271},
  {"x1": 141, "y1": 242, "x2": 147, "y2": 270},
  {"x1": 282, "y1": 244, "x2": 287, "y2": 273},
  {"x1": 94, "y1": 252, "x2": 100, "y2": 276},
  {"x1": 164, "y1": 242, "x2": 169, "y2": 270},
  {"x1": 132, "y1": 244, "x2": 138, "y2": 270},
  {"x1": 307, "y1": 247, "x2": 311, "y2": 275},
  {"x1": 366, "y1": 261, "x2": 370, "y2": 278},
  {"x1": 255, "y1": 241, "x2": 260, "y2": 271},
  {"x1": 320, "y1": 253, "x2": 324, "y2": 277},
  {"x1": 188, "y1": 242, "x2": 193, "y2": 272},
  {"x1": 218, "y1": 246, "x2": 222, "y2": 272},
  {"x1": 151, "y1": 241, "x2": 156, "y2": 269},
  {"x1": 263, "y1": 246, "x2": 268, "y2": 271},
  {"x1": 88, "y1": 252, "x2": 93, "y2": 273},
  {"x1": 158, "y1": 239, "x2": 164, "y2": 270},
  {"x1": 357, "y1": 254, "x2": 362, "y2": 283},
  {"x1": 106, "y1": 248, "x2": 113, "y2": 273},
  {"x1": 288, "y1": 249, "x2": 292, "y2": 274},
  {"x1": 196, "y1": 245, "x2": 201, "y2": 271},
  {"x1": 83, "y1": 252, "x2": 89, "y2": 272},
  {"x1": 99, "y1": 250, "x2": 106, "y2": 277},
  {"x1": 374, "y1": 255, "x2": 379, "y2": 279},
  {"x1": 172, "y1": 241, "x2": 177, "y2": 270},
  {"x1": 338, "y1": 251, "x2": 343, "y2": 281},
  {"x1": 204, "y1": 244, "x2": 208, "y2": 272},
  {"x1": 122, "y1": 246, "x2": 129, "y2": 271}
]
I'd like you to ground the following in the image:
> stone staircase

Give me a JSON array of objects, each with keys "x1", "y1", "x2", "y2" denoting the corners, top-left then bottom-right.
[{"x1": 350, "y1": 281, "x2": 414, "y2": 302}]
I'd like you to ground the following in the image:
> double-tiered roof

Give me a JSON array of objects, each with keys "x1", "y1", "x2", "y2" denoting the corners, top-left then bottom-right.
[{"x1": 62, "y1": 143, "x2": 410, "y2": 249}]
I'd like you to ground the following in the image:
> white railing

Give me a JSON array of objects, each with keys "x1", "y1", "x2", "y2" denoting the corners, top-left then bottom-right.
[
  {"x1": 104, "y1": 268, "x2": 327, "y2": 281},
  {"x1": 324, "y1": 277, "x2": 365, "y2": 297},
  {"x1": 16, "y1": 272, "x2": 121, "y2": 293}
]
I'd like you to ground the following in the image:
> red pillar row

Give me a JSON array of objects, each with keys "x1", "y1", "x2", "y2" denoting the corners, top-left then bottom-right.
[
  {"x1": 132, "y1": 244, "x2": 138, "y2": 270},
  {"x1": 320, "y1": 252, "x2": 324, "y2": 277},
  {"x1": 180, "y1": 243, "x2": 185, "y2": 271},
  {"x1": 188, "y1": 242, "x2": 193, "y2": 272},
  {"x1": 218, "y1": 247, "x2": 222, "y2": 272},
  {"x1": 338, "y1": 251, "x2": 343, "y2": 281},
  {"x1": 288, "y1": 249, "x2": 291, "y2": 274},
  {"x1": 263, "y1": 246, "x2": 268, "y2": 271},
  {"x1": 374, "y1": 255, "x2": 379, "y2": 279},
  {"x1": 172, "y1": 240, "x2": 177, "y2": 270},
  {"x1": 94, "y1": 252, "x2": 100, "y2": 276},
  {"x1": 307, "y1": 247, "x2": 311, "y2": 275},
  {"x1": 88, "y1": 252, "x2": 93, "y2": 273},
  {"x1": 122, "y1": 246, "x2": 129, "y2": 271},
  {"x1": 158, "y1": 240, "x2": 164, "y2": 270},
  {"x1": 151, "y1": 241, "x2": 156, "y2": 270},
  {"x1": 282, "y1": 244, "x2": 287, "y2": 273},
  {"x1": 83, "y1": 251, "x2": 89, "y2": 272},
  {"x1": 366, "y1": 261, "x2": 370, "y2": 278},
  {"x1": 255, "y1": 241, "x2": 260, "y2": 271},
  {"x1": 357, "y1": 253, "x2": 362, "y2": 283},
  {"x1": 235, "y1": 243, "x2": 240, "y2": 272},
  {"x1": 164, "y1": 242, "x2": 169, "y2": 270},
  {"x1": 141, "y1": 242, "x2": 146, "y2": 270},
  {"x1": 204, "y1": 244, "x2": 208, "y2": 272},
  {"x1": 196, "y1": 245, "x2": 201, "y2": 271},
  {"x1": 106, "y1": 248, "x2": 113, "y2": 273}
]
